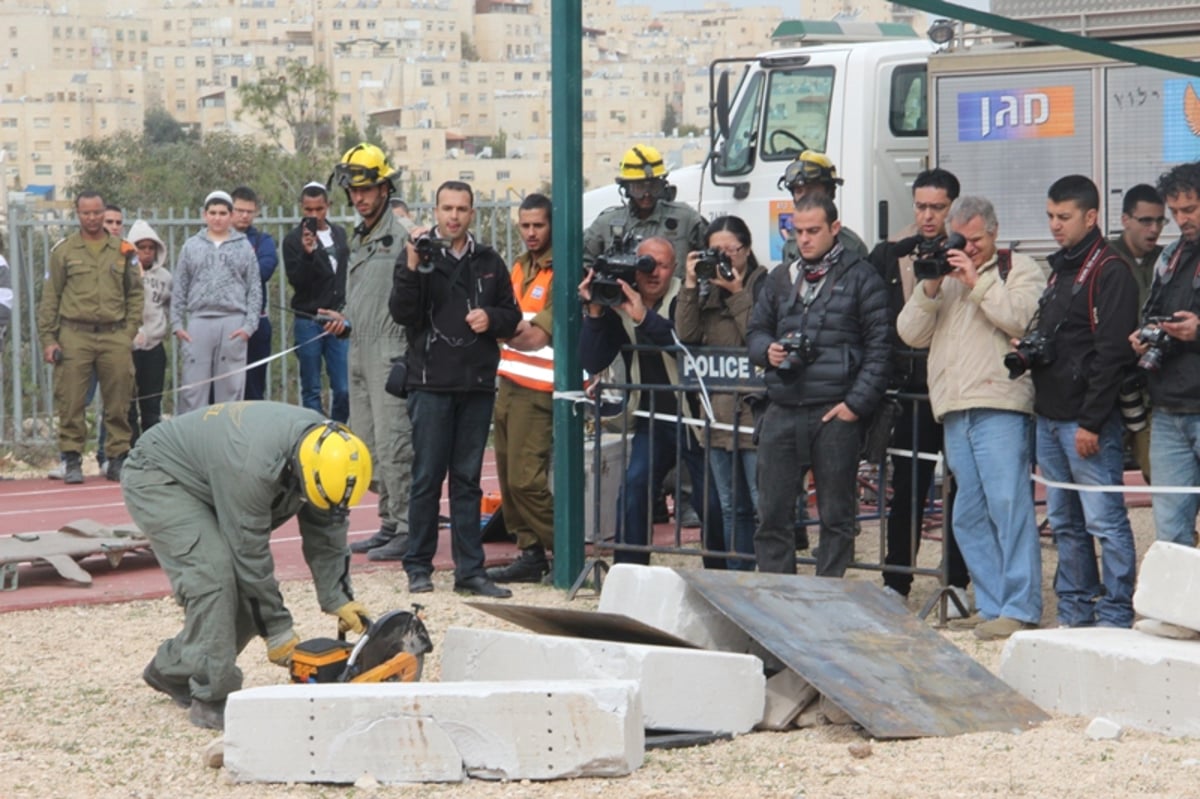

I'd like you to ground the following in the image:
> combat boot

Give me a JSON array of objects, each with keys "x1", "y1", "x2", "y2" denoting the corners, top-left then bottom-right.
[
  {"x1": 367, "y1": 532, "x2": 410, "y2": 561},
  {"x1": 487, "y1": 545, "x2": 550, "y2": 584},
  {"x1": 350, "y1": 523, "x2": 398, "y2": 554},
  {"x1": 188, "y1": 698, "x2": 226, "y2": 731},
  {"x1": 106, "y1": 453, "x2": 127, "y2": 482},
  {"x1": 63, "y1": 452, "x2": 84, "y2": 485}
]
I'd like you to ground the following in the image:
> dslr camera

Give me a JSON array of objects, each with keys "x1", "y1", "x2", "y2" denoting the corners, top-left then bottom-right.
[
  {"x1": 1136, "y1": 322, "x2": 1175, "y2": 372},
  {"x1": 694, "y1": 248, "x2": 735, "y2": 282},
  {"x1": 777, "y1": 329, "x2": 818, "y2": 371},
  {"x1": 590, "y1": 250, "x2": 657, "y2": 307},
  {"x1": 413, "y1": 234, "x2": 452, "y2": 274},
  {"x1": 1004, "y1": 331, "x2": 1055, "y2": 379},
  {"x1": 912, "y1": 232, "x2": 967, "y2": 281}
]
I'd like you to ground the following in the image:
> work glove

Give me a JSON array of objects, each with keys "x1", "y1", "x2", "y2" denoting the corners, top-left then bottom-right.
[
  {"x1": 266, "y1": 630, "x2": 300, "y2": 667},
  {"x1": 333, "y1": 601, "x2": 370, "y2": 635}
]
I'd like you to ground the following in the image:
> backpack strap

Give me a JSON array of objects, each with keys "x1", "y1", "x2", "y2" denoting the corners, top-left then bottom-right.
[{"x1": 997, "y1": 249, "x2": 1012, "y2": 282}]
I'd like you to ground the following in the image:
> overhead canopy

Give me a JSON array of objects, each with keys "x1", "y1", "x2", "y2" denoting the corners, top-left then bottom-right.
[{"x1": 23, "y1": 184, "x2": 54, "y2": 199}]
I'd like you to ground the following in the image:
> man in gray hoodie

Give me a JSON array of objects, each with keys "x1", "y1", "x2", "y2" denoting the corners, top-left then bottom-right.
[
  {"x1": 127, "y1": 220, "x2": 172, "y2": 444},
  {"x1": 170, "y1": 190, "x2": 261, "y2": 414}
]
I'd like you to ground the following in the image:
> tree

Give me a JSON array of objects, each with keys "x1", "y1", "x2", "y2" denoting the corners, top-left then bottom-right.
[
  {"x1": 461, "y1": 33, "x2": 480, "y2": 62},
  {"x1": 236, "y1": 60, "x2": 337, "y2": 155},
  {"x1": 144, "y1": 108, "x2": 197, "y2": 146},
  {"x1": 661, "y1": 102, "x2": 679, "y2": 136},
  {"x1": 337, "y1": 117, "x2": 385, "y2": 155}
]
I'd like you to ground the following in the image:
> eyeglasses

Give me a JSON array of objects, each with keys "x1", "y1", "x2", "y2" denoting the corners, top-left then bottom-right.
[
  {"x1": 1133, "y1": 216, "x2": 1168, "y2": 227},
  {"x1": 914, "y1": 202, "x2": 950, "y2": 214},
  {"x1": 721, "y1": 244, "x2": 746, "y2": 257}
]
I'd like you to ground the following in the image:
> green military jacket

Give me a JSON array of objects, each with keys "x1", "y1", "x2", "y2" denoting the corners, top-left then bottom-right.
[
  {"x1": 37, "y1": 231, "x2": 144, "y2": 347},
  {"x1": 584, "y1": 199, "x2": 706, "y2": 275},
  {"x1": 126, "y1": 402, "x2": 354, "y2": 629}
]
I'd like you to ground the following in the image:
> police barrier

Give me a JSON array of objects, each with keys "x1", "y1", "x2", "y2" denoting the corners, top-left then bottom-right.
[{"x1": 581, "y1": 343, "x2": 962, "y2": 618}]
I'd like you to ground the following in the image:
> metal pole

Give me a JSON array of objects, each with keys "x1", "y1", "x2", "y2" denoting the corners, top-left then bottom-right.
[{"x1": 550, "y1": 0, "x2": 584, "y2": 588}]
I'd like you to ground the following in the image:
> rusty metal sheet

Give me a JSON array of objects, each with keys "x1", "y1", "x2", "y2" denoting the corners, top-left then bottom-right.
[
  {"x1": 464, "y1": 602, "x2": 699, "y2": 649},
  {"x1": 677, "y1": 569, "x2": 1049, "y2": 739}
]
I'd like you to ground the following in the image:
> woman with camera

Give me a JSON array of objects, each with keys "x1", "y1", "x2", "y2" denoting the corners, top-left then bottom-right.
[{"x1": 675, "y1": 216, "x2": 767, "y2": 571}]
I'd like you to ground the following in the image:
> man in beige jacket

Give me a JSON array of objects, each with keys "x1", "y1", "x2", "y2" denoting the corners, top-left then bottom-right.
[{"x1": 896, "y1": 195, "x2": 1046, "y2": 641}]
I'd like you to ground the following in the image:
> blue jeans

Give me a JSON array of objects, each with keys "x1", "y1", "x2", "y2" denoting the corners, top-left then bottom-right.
[
  {"x1": 403, "y1": 390, "x2": 494, "y2": 582},
  {"x1": 943, "y1": 409, "x2": 1041, "y2": 624},
  {"x1": 1036, "y1": 413, "x2": 1136, "y2": 628},
  {"x1": 617, "y1": 417, "x2": 725, "y2": 567},
  {"x1": 294, "y1": 317, "x2": 349, "y2": 423},
  {"x1": 708, "y1": 447, "x2": 757, "y2": 571},
  {"x1": 1149, "y1": 409, "x2": 1200, "y2": 546}
]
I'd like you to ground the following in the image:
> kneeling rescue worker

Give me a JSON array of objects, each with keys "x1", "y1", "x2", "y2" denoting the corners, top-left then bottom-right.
[{"x1": 121, "y1": 401, "x2": 374, "y2": 731}]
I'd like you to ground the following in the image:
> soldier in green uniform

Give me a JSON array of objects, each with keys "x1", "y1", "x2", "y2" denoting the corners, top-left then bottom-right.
[
  {"x1": 584, "y1": 144, "x2": 706, "y2": 275},
  {"x1": 780, "y1": 150, "x2": 868, "y2": 264},
  {"x1": 122, "y1": 401, "x2": 374, "y2": 731},
  {"x1": 37, "y1": 190, "x2": 144, "y2": 484},
  {"x1": 322, "y1": 144, "x2": 415, "y2": 561}
]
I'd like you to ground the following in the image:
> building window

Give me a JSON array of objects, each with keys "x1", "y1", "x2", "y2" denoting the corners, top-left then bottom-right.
[
  {"x1": 154, "y1": 56, "x2": 164, "y2": 69},
  {"x1": 35, "y1": 165, "x2": 52, "y2": 177},
  {"x1": 175, "y1": 56, "x2": 185, "y2": 68},
  {"x1": 497, "y1": 170, "x2": 510, "y2": 180}
]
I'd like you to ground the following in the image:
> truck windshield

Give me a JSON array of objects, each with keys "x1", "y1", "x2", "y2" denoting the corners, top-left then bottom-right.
[{"x1": 714, "y1": 65, "x2": 835, "y2": 178}]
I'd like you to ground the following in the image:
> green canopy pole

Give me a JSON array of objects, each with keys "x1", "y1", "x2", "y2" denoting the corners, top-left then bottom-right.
[{"x1": 550, "y1": 0, "x2": 585, "y2": 588}]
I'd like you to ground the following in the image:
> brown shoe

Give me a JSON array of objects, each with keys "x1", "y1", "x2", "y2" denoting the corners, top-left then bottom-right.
[
  {"x1": 946, "y1": 612, "x2": 988, "y2": 630},
  {"x1": 974, "y1": 617, "x2": 1038, "y2": 641}
]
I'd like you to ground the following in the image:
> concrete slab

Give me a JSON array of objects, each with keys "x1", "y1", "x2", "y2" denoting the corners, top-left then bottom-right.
[
  {"x1": 1133, "y1": 541, "x2": 1200, "y2": 632},
  {"x1": 224, "y1": 680, "x2": 644, "y2": 784},
  {"x1": 1000, "y1": 627, "x2": 1200, "y2": 737},
  {"x1": 440, "y1": 627, "x2": 764, "y2": 733},
  {"x1": 464, "y1": 602, "x2": 699, "y2": 648},
  {"x1": 759, "y1": 669, "x2": 817, "y2": 731}
]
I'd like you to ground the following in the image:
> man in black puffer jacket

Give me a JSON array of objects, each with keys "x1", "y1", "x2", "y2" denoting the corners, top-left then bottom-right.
[
  {"x1": 390, "y1": 180, "x2": 521, "y2": 599},
  {"x1": 747, "y1": 194, "x2": 891, "y2": 577}
]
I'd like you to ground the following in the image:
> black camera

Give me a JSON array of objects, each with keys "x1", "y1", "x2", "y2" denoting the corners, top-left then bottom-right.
[
  {"x1": 1136, "y1": 324, "x2": 1174, "y2": 372},
  {"x1": 590, "y1": 251, "x2": 657, "y2": 307},
  {"x1": 303, "y1": 216, "x2": 319, "y2": 234},
  {"x1": 694, "y1": 248, "x2": 735, "y2": 282},
  {"x1": 912, "y1": 232, "x2": 967, "y2": 281},
  {"x1": 1004, "y1": 331, "x2": 1055, "y2": 379},
  {"x1": 777, "y1": 329, "x2": 818, "y2": 370},
  {"x1": 414, "y1": 234, "x2": 452, "y2": 274}
]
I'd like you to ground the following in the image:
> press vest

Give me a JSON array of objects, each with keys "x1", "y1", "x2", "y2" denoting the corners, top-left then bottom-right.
[{"x1": 497, "y1": 257, "x2": 554, "y2": 391}]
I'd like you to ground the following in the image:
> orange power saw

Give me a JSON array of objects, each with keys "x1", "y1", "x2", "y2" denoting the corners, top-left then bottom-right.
[{"x1": 289, "y1": 607, "x2": 433, "y2": 684}]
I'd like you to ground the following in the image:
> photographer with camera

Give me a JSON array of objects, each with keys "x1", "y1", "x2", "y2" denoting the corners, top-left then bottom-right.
[
  {"x1": 1032, "y1": 175, "x2": 1138, "y2": 630},
  {"x1": 1129, "y1": 163, "x2": 1200, "y2": 547},
  {"x1": 391, "y1": 180, "x2": 520, "y2": 598},
  {"x1": 897, "y1": 195, "x2": 1046, "y2": 640},
  {"x1": 283, "y1": 181, "x2": 350, "y2": 423},
  {"x1": 747, "y1": 194, "x2": 890, "y2": 578},
  {"x1": 675, "y1": 216, "x2": 767, "y2": 571},
  {"x1": 578, "y1": 236, "x2": 725, "y2": 567}
]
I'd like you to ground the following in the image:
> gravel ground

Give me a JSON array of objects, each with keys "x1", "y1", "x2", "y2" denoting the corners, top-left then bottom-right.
[{"x1": 3, "y1": 506, "x2": 1198, "y2": 799}]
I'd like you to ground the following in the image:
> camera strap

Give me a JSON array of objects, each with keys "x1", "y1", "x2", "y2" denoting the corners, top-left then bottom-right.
[{"x1": 1045, "y1": 239, "x2": 1107, "y2": 333}]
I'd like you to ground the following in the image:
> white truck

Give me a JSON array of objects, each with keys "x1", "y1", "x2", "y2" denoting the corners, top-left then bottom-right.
[{"x1": 583, "y1": 28, "x2": 1200, "y2": 264}]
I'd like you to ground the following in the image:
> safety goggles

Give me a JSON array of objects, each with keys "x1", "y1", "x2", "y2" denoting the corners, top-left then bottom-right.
[
  {"x1": 331, "y1": 162, "x2": 383, "y2": 188},
  {"x1": 778, "y1": 159, "x2": 843, "y2": 191}
]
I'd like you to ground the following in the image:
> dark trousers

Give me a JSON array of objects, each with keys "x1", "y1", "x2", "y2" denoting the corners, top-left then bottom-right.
[
  {"x1": 882, "y1": 397, "x2": 969, "y2": 595},
  {"x1": 128, "y1": 344, "x2": 167, "y2": 448},
  {"x1": 403, "y1": 390, "x2": 494, "y2": 582},
  {"x1": 617, "y1": 416, "x2": 725, "y2": 568},
  {"x1": 756, "y1": 403, "x2": 860, "y2": 577},
  {"x1": 244, "y1": 314, "x2": 271, "y2": 401}
]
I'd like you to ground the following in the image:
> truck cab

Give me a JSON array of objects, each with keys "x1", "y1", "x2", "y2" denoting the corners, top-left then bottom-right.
[{"x1": 582, "y1": 37, "x2": 935, "y2": 268}]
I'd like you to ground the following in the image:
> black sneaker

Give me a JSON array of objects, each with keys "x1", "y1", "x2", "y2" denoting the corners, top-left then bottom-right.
[
  {"x1": 350, "y1": 525, "x2": 398, "y2": 554},
  {"x1": 188, "y1": 698, "x2": 225, "y2": 731},
  {"x1": 142, "y1": 660, "x2": 191, "y2": 709},
  {"x1": 408, "y1": 572, "x2": 434, "y2": 594},
  {"x1": 486, "y1": 547, "x2": 550, "y2": 584},
  {"x1": 367, "y1": 533, "x2": 410, "y2": 561},
  {"x1": 454, "y1": 575, "x2": 513, "y2": 599},
  {"x1": 63, "y1": 452, "x2": 84, "y2": 485}
]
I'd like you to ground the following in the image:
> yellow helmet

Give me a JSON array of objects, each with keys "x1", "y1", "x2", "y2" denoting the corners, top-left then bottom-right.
[
  {"x1": 617, "y1": 144, "x2": 668, "y2": 183},
  {"x1": 295, "y1": 422, "x2": 373, "y2": 516},
  {"x1": 778, "y1": 150, "x2": 844, "y2": 193},
  {"x1": 331, "y1": 143, "x2": 400, "y2": 190}
]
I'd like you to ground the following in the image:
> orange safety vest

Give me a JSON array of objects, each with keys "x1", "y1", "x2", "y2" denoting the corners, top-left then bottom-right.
[{"x1": 497, "y1": 257, "x2": 554, "y2": 392}]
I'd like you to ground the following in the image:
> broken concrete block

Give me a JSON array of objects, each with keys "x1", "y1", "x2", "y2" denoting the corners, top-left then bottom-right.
[
  {"x1": 1000, "y1": 628, "x2": 1200, "y2": 737},
  {"x1": 597, "y1": 564, "x2": 753, "y2": 652},
  {"x1": 1085, "y1": 717, "x2": 1123, "y2": 740},
  {"x1": 440, "y1": 627, "x2": 764, "y2": 734},
  {"x1": 1134, "y1": 542, "x2": 1200, "y2": 632},
  {"x1": 758, "y1": 669, "x2": 817, "y2": 731},
  {"x1": 224, "y1": 681, "x2": 643, "y2": 784},
  {"x1": 1133, "y1": 619, "x2": 1200, "y2": 640},
  {"x1": 819, "y1": 694, "x2": 854, "y2": 725}
]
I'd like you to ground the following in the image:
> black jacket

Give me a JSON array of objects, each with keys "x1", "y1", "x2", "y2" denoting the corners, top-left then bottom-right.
[
  {"x1": 389, "y1": 235, "x2": 520, "y2": 393},
  {"x1": 1144, "y1": 238, "x2": 1200, "y2": 413},
  {"x1": 746, "y1": 249, "x2": 891, "y2": 416},
  {"x1": 283, "y1": 221, "x2": 349, "y2": 316},
  {"x1": 1031, "y1": 228, "x2": 1138, "y2": 431},
  {"x1": 867, "y1": 231, "x2": 929, "y2": 392}
]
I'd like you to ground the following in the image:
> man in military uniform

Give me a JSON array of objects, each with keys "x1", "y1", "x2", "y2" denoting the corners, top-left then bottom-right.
[
  {"x1": 584, "y1": 144, "x2": 706, "y2": 275},
  {"x1": 325, "y1": 144, "x2": 415, "y2": 562},
  {"x1": 37, "y1": 190, "x2": 143, "y2": 484},
  {"x1": 780, "y1": 150, "x2": 868, "y2": 264},
  {"x1": 122, "y1": 401, "x2": 373, "y2": 730}
]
